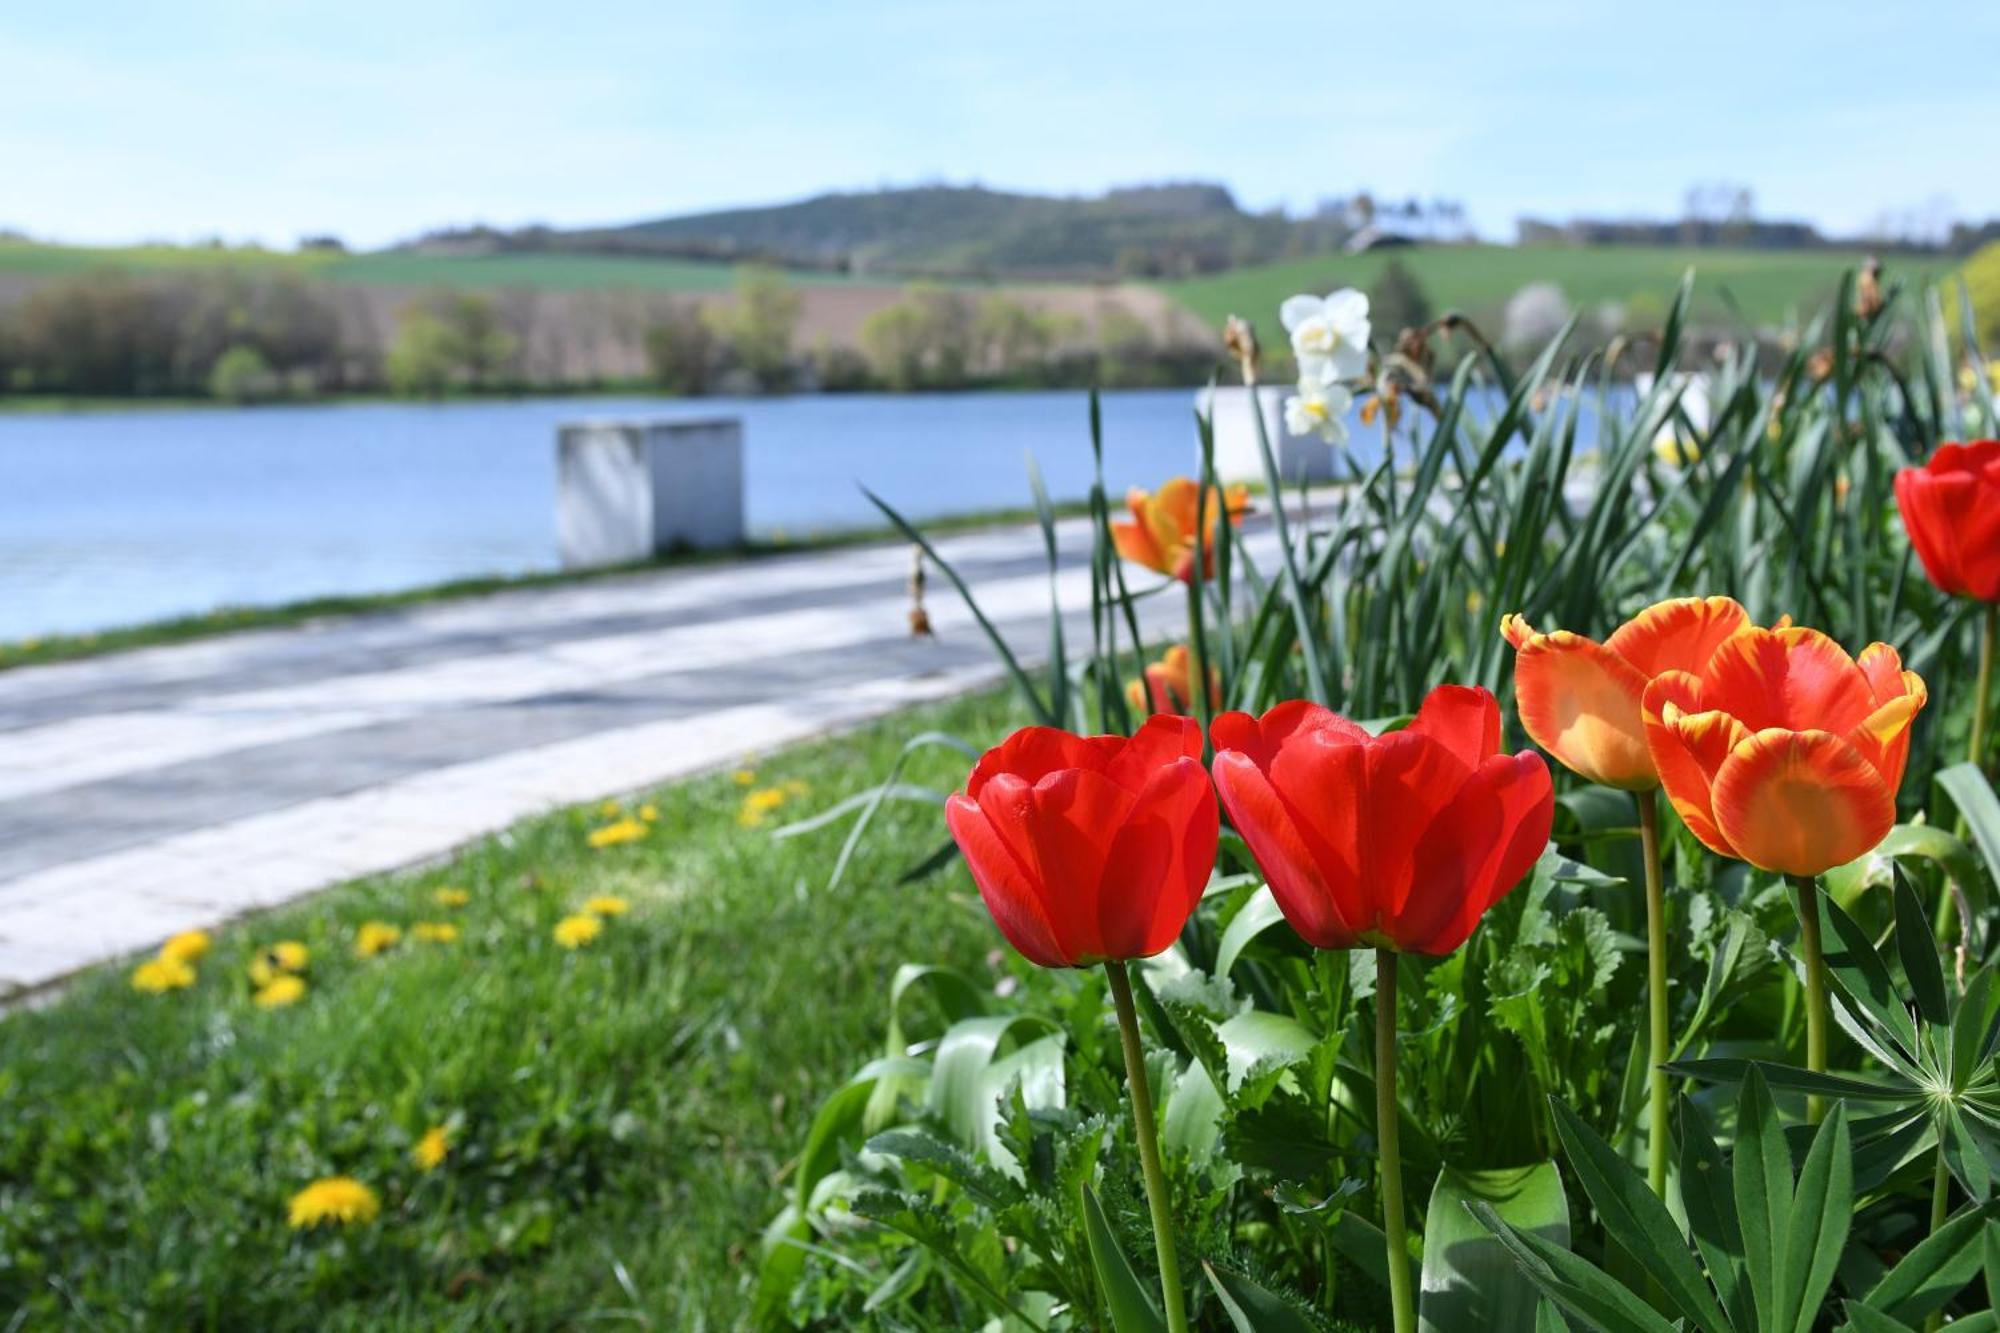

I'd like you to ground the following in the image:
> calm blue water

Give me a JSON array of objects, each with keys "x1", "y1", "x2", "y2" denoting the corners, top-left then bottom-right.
[{"x1": 0, "y1": 389, "x2": 1237, "y2": 639}]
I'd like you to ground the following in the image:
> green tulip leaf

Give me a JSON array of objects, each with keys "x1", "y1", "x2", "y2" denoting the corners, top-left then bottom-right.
[
  {"x1": 1080, "y1": 1186, "x2": 1166, "y2": 1333},
  {"x1": 1417, "y1": 1161, "x2": 1568, "y2": 1333},
  {"x1": 1202, "y1": 1260, "x2": 1320, "y2": 1333}
]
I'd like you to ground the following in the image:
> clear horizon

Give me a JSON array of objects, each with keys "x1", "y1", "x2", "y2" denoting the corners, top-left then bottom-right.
[{"x1": 4, "y1": 0, "x2": 1996, "y2": 251}]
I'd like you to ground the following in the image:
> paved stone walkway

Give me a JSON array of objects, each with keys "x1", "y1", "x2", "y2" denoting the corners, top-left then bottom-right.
[{"x1": 0, "y1": 515, "x2": 1268, "y2": 994}]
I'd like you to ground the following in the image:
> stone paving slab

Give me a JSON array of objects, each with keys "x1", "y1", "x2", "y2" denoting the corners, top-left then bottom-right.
[{"x1": 0, "y1": 513, "x2": 1265, "y2": 996}]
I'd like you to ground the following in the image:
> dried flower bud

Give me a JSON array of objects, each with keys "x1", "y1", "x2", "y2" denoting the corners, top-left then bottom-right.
[
  {"x1": 1855, "y1": 257, "x2": 1883, "y2": 321},
  {"x1": 1222, "y1": 315, "x2": 1260, "y2": 384},
  {"x1": 1806, "y1": 348, "x2": 1835, "y2": 383}
]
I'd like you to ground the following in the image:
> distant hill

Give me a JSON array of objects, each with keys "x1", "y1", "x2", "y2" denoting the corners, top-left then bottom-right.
[{"x1": 403, "y1": 183, "x2": 1357, "y2": 281}]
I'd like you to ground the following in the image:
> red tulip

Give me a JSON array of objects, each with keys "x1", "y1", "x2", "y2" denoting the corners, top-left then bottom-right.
[
  {"x1": 1896, "y1": 440, "x2": 2000, "y2": 601},
  {"x1": 945, "y1": 716, "x2": 1218, "y2": 968},
  {"x1": 1209, "y1": 685, "x2": 1554, "y2": 956}
]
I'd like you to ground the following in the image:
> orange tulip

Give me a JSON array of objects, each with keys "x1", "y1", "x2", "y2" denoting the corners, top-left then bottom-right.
[
  {"x1": 1126, "y1": 645, "x2": 1222, "y2": 717},
  {"x1": 1500, "y1": 597, "x2": 1754, "y2": 790},
  {"x1": 1111, "y1": 478, "x2": 1251, "y2": 583},
  {"x1": 1641, "y1": 625, "x2": 1926, "y2": 876}
]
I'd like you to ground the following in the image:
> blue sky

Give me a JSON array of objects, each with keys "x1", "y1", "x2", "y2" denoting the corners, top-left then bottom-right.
[{"x1": 3, "y1": 0, "x2": 1996, "y2": 249}]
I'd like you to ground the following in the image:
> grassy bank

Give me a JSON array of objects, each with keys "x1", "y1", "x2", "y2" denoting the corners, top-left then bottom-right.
[
  {"x1": 0, "y1": 501, "x2": 1093, "y2": 674},
  {"x1": 0, "y1": 684, "x2": 1018, "y2": 1327},
  {"x1": 1163, "y1": 242, "x2": 1946, "y2": 342}
]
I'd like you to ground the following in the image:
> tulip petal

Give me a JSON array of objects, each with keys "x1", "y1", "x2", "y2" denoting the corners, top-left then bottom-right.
[
  {"x1": 1604, "y1": 595, "x2": 1751, "y2": 677},
  {"x1": 1896, "y1": 467, "x2": 1976, "y2": 598},
  {"x1": 1641, "y1": 671, "x2": 1742, "y2": 855},
  {"x1": 1711, "y1": 728, "x2": 1897, "y2": 877},
  {"x1": 1209, "y1": 701, "x2": 1367, "y2": 768},
  {"x1": 975, "y1": 770, "x2": 1135, "y2": 963},
  {"x1": 1509, "y1": 628, "x2": 1655, "y2": 789},
  {"x1": 967, "y1": 726, "x2": 1117, "y2": 797},
  {"x1": 1407, "y1": 684, "x2": 1501, "y2": 766},
  {"x1": 1104, "y1": 714, "x2": 1204, "y2": 792},
  {"x1": 1499, "y1": 612, "x2": 1539, "y2": 650},
  {"x1": 946, "y1": 794, "x2": 1068, "y2": 967},
  {"x1": 1098, "y1": 757, "x2": 1218, "y2": 957},
  {"x1": 1699, "y1": 625, "x2": 1876, "y2": 735},
  {"x1": 1397, "y1": 750, "x2": 1553, "y2": 955},
  {"x1": 1385, "y1": 769, "x2": 1502, "y2": 954},
  {"x1": 1360, "y1": 730, "x2": 1470, "y2": 921},
  {"x1": 1846, "y1": 692, "x2": 1925, "y2": 794},
  {"x1": 1212, "y1": 748, "x2": 1361, "y2": 949},
  {"x1": 1112, "y1": 513, "x2": 1166, "y2": 575}
]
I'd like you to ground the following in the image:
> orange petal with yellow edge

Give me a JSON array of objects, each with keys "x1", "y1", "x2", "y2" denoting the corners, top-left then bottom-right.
[
  {"x1": 1710, "y1": 728, "x2": 1896, "y2": 877},
  {"x1": 1604, "y1": 596, "x2": 1751, "y2": 678},
  {"x1": 1641, "y1": 672, "x2": 1736, "y2": 853},
  {"x1": 1845, "y1": 690, "x2": 1925, "y2": 793},
  {"x1": 1698, "y1": 625, "x2": 1876, "y2": 735},
  {"x1": 1510, "y1": 630, "x2": 1655, "y2": 789}
]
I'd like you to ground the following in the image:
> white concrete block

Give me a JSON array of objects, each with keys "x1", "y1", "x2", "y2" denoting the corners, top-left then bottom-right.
[
  {"x1": 557, "y1": 419, "x2": 746, "y2": 568},
  {"x1": 1199, "y1": 387, "x2": 1340, "y2": 486}
]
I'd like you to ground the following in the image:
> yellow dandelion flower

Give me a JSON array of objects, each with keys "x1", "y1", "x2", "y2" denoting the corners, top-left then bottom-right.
[
  {"x1": 287, "y1": 1177, "x2": 380, "y2": 1229},
  {"x1": 737, "y1": 786, "x2": 789, "y2": 827},
  {"x1": 639, "y1": 803, "x2": 659, "y2": 823},
  {"x1": 253, "y1": 974, "x2": 307, "y2": 1009},
  {"x1": 354, "y1": 921, "x2": 402, "y2": 959},
  {"x1": 554, "y1": 914, "x2": 604, "y2": 948},
  {"x1": 411, "y1": 920, "x2": 460, "y2": 944},
  {"x1": 599, "y1": 799, "x2": 622, "y2": 816},
  {"x1": 159, "y1": 929, "x2": 211, "y2": 965},
  {"x1": 249, "y1": 940, "x2": 310, "y2": 987},
  {"x1": 413, "y1": 1126, "x2": 450, "y2": 1171},
  {"x1": 732, "y1": 769, "x2": 757, "y2": 786},
  {"x1": 432, "y1": 886, "x2": 471, "y2": 909},
  {"x1": 132, "y1": 958, "x2": 196, "y2": 993},
  {"x1": 581, "y1": 895, "x2": 630, "y2": 917},
  {"x1": 587, "y1": 818, "x2": 647, "y2": 849}
]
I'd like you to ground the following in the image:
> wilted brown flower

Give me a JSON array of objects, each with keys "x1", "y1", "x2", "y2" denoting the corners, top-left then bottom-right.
[
  {"x1": 1222, "y1": 315, "x2": 1260, "y2": 384},
  {"x1": 1806, "y1": 348, "x2": 1835, "y2": 383},
  {"x1": 1855, "y1": 257, "x2": 1883, "y2": 321}
]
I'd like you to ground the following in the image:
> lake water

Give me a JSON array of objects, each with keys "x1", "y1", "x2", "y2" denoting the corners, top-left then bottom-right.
[{"x1": 0, "y1": 389, "x2": 1248, "y2": 640}]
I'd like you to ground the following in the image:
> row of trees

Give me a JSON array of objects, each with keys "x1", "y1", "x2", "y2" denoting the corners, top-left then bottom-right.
[
  {"x1": 0, "y1": 263, "x2": 1220, "y2": 402},
  {"x1": 0, "y1": 268, "x2": 530, "y2": 402},
  {"x1": 642, "y1": 268, "x2": 1216, "y2": 394}
]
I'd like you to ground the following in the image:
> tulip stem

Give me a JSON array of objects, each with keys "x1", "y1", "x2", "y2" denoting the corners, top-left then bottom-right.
[
  {"x1": 1375, "y1": 947, "x2": 1417, "y2": 1333},
  {"x1": 1105, "y1": 961, "x2": 1188, "y2": 1333},
  {"x1": 1637, "y1": 790, "x2": 1671, "y2": 1199},
  {"x1": 1184, "y1": 574, "x2": 1213, "y2": 738},
  {"x1": 1789, "y1": 875, "x2": 1829, "y2": 1124},
  {"x1": 1974, "y1": 603, "x2": 1997, "y2": 775}
]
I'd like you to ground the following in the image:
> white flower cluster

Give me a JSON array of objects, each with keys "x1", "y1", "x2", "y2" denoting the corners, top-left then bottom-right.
[{"x1": 1279, "y1": 289, "x2": 1370, "y2": 444}]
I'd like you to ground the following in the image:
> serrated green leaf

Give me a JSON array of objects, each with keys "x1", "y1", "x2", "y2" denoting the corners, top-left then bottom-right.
[{"x1": 1203, "y1": 1261, "x2": 1320, "y2": 1333}]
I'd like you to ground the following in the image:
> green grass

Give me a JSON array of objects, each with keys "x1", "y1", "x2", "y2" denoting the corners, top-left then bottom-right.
[
  {"x1": 1161, "y1": 242, "x2": 1946, "y2": 343},
  {"x1": 0, "y1": 685, "x2": 1020, "y2": 1328},
  {"x1": 0, "y1": 239, "x2": 854, "y2": 292},
  {"x1": 0, "y1": 500, "x2": 1093, "y2": 675}
]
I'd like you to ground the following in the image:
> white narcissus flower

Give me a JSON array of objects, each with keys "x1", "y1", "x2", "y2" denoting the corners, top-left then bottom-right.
[
  {"x1": 1283, "y1": 382, "x2": 1354, "y2": 443},
  {"x1": 1280, "y1": 289, "x2": 1370, "y2": 383}
]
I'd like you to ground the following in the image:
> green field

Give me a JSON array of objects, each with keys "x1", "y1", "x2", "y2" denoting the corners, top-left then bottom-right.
[
  {"x1": 1163, "y1": 243, "x2": 1945, "y2": 342},
  {"x1": 0, "y1": 240, "x2": 856, "y2": 291}
]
